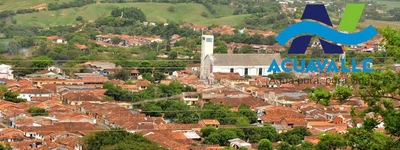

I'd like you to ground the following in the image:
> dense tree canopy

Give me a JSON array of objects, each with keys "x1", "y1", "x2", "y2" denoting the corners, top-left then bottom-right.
[
  {"x1": 3, "y1": 91, "x2": 25, "y2": 103},
  {"x1": 111, "y1": 7, "x2": 146, "y2": 21},
  {"x1": 258, "y1": 139, "x2": 273, "y2": 150},
  {"x1": 27, "y1": 107, "x2": 49, "y2": 117},
  {"x1": 82, "y1": 129, "x2": 165, "y2": 150}
]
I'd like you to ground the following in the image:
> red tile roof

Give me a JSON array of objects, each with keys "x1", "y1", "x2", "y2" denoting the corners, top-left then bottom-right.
[
  {"x1": 19, "y1": 122, "x2": 102, "y2": 136},
  {"x1": 80, "y1": 76, "x2": 108, "y2": 83},
  {"x1": 74, "y1": 43, "x2": 88, "y2": 50},
  {"x1": 63, "y1": 92, "x2": 104, "y2": 102},
  {"x1": 260, "y1": 106, "x2": 305, "y2": 123},
  {"x1": 137, "y1": 80, "x2": 151, "y2": 87},
  {"x1": 20, "y1": 88, "x2": 51, "y2": 94},
  {"x1": 47, "y1": 35, "x2": 64, "y2": 40}
]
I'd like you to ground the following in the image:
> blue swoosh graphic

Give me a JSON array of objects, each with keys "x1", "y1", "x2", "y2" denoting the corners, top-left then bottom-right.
[{"x1": 276, "y1": 21, "x2": 378, "y2": 45}]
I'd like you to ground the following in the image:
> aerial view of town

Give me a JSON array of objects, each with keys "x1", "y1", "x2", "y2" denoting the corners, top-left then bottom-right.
[{"x1": 0, "y1": 0, "x2": 399, "y2": 149}]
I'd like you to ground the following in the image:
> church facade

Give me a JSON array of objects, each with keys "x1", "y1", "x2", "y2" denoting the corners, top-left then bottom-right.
[
  {"x1": 199, "y1": 34, "x2": 283, "y2": 79},
  {"x1": 203, "y1": 54, "x2": 282, "y2": 77}
]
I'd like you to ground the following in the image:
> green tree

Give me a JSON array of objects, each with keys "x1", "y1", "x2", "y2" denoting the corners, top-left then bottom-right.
[
  {"x1": 201, "y1": 126, "x2": 218, "y2": 137},
  {"x1": 309, "y1": 88, "x2": 331, "y2": 106},
  {"x1": 276, "y1": 142, "x2": 292, "y2": 150},
  {"x1": 345, "y1": 127, "x2": 395, "y2": 150},
  {"x1": 76, "y1": 16, "x2": 83, "y2": 21},
  {"x1": 287, "y1": 134, "x2": 302, "y2": 145},
  {"x1": 283, "y1": 126, "x2": 312, "y2": 140},
  {"x1": 333, "y1": 85, "x2": 353, "y2": 104},
  {"x1": 297, "y1": 142, "x2": 315, "y2": 150},
  {"x1": 316, "y1": 133, "x2": 346, "y2": 150},
  {"x1": 141, "y1": 103, "x2": 162, "y2": 117},
  {"x1": 237, "y1": 45, "x2": 254, "y2": 54},
  {"x1": 214, "y1": 45, "x2": 228, "y2": 54},
  {"x1": 204, "y1": 132, "x2": 221, "y2": 145},
  {"x1": 154, "y1": 71, "x2": 166, "y2": 81},
  {"x1": 3, "y1": 91, "x2": 25, "y2": 103},
  {"x1": 27, "y1": 107, "x2": 48, "y2": 116},
  {"x1": 248, "y1": 125, "x2": 278, "y2": 143},
  {"x1": 82, "y1": 129, "x2": 164, "y2": 150},
  {"x1": 112, "y1": 69, "x2": 131, "y2": 81},
  {"x1": 217, "y1": 130, "x2": 238, "y2": 146},
  {"x1": 258, "y1": 139, "x2": 273, "y2": 150},
  {"x1": 32, "y1": 56, "x2": 53, "y2": 69},
  {"x1": 142, "y1": 73, "x2": 155, "y2": 83},
  {"x1": 235, "y1": 117, "x2": 250, "y2": 126},
  {"x1": 0, "y1": 143, "x2": 12, "y2": 150},
  {"x1": 110, "y1": 7, "x2": 146, "y2": 21},
  {"x1": 162, "y1": 101, "x2": 197, "y2": 124},
  {"x1": 168, "y1": 51, "x2": 178, "y2": 59},
  {"x1": 350, "y1": 70, "x2": 400, "y2": 139},
  {"x1": 111, "y1": 37, "x2": 123, "y2": 45},
  {"x1": 238, "y1": 104, "x2": 258, "y2": 123},
  {"x1": 167, "y1": 6, "x2": 176, "y2": 12},
  {"x1": 239, "y1": 147, "x2": 248, "y2": 150},
  {"x1": 0, "y1": 85, "x2": 8, "y2": 97}
]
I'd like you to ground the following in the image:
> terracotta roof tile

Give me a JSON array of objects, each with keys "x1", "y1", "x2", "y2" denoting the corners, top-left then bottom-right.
[
  {"x1": 260, "y1": 106, "x2": 305, "y2": 123},
  {"x1": 74, "y1": 43, "x2": 88, "y2": 50},
  {"x1": 80, "y1": 76, "x2": 108, "y2": 83},
  {"x1": 20, "y1": 88, "x2": 51, "y2": 94}
]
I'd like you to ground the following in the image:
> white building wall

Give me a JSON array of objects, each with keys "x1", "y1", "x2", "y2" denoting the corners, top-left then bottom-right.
[
  {"x1": 212, "y1": 66, "x2": 277, "y2": 76},
  {"x1": 18, "y1": 93, "x2": 51, "y2": 102},
  {"x1": 200, "y1": 35, "x2": 214, "y2": 79}
]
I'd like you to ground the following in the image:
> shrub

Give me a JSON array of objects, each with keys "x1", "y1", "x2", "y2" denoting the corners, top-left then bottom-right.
[
  {"x1": 201, "y1": 11, "x2": 208, "y2": 18},
  {"x1": 76, "y1": 16, "x2": 83, "y2": 21},
  {"x1": 27, "y1": 107, "x2": 48, "y2": 116},
  {"x1": 167, "y1": 6, "x2": 176, "y2": 12}
]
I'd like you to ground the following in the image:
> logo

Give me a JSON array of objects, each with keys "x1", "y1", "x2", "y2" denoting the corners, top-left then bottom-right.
[{"x1": 268, "y1": 4, "x2": 376, "y2": 73}]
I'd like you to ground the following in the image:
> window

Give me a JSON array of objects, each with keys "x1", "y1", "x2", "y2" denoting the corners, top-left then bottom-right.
[
  {"x1": 230, "y1": 68, "x2": 234, "y2": 73},
  {"x1": 244, "y1": 68, "x2": 248, "y2": 75},
  {"x1": 259, "y1": 68, "x2": 262, "y2": 76},
  {"x1": 206, "y1": 38, "x2": 212, "y2": 42}
]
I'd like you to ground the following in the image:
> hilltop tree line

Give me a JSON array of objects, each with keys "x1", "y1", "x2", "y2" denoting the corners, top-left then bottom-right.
[
  {"x1": 0, "y1": 0, "x2": 95, "y2": 19},
  {"x1": 47, "y1": 0, "x2": 96, "y2": 10}
]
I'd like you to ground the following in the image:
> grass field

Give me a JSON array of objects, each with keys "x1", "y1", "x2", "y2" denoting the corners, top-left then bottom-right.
[
  {"x1": 376, "y1": 1, "x2": 400, "y2": 10},
  {"x1": 14, "y1": 3, "x2": 246, "y2": 28},
  {"x1": 360, "y1": 19, "x2": 400, "y2": 29},
  {"x1": 0, "y1": 0, "x2": 73, "y2": 11}
]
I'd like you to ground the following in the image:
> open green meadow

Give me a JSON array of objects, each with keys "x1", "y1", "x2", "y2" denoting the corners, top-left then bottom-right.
[
  {"x1": 0, "y1": 0, "x2": 73, "y2": 11},
  {"x1": 360, "y1": 19, "x2": 400, "y2": 29},
  {"x1": 376, "y1": 0, "x2": 400, "y2": 9},
  {"x1": 13, "y1": 3, "x2": 247, "y2": 28}
]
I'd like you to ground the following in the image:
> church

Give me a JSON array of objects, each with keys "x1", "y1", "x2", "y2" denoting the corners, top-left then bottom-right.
[{"x1": 200, "y1": 35, "x2": 283, "y2": 80}]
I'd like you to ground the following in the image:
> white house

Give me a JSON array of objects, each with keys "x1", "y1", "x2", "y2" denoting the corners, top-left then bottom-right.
[
  {"x1": 181, "y1": 92, "x2": 200, "y2": 105},
  {"x1": 0, "y1": 64, "x2": 13, "y2": 80},
  {"x1": 200, "y1": 35, "x2": 282, "y2": 79},
  {"x1": 203, "y1": 53, "x2": 282, "y2": 77},
  {"x1": 17, "y1": 88, "x2": 52, "y2": 102}
]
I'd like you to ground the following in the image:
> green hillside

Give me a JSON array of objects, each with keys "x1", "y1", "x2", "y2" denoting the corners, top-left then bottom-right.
[
  {"x1": 360, "y1": 19, "x2": 400, "y2": 29},
  {"x1": 376, "y1": 1, "x2": 400, "y2": 9},
  {"x1": 0, "y1": 0, "x2": 73, "y2": 11},
  {"x1": 13, "y1": 3, "x2": 246, "y2": 28}
]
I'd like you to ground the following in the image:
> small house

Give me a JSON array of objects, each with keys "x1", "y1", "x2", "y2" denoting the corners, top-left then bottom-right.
[{"x1": 181, "y1": 92, "x2": 200, "y2": 105}]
